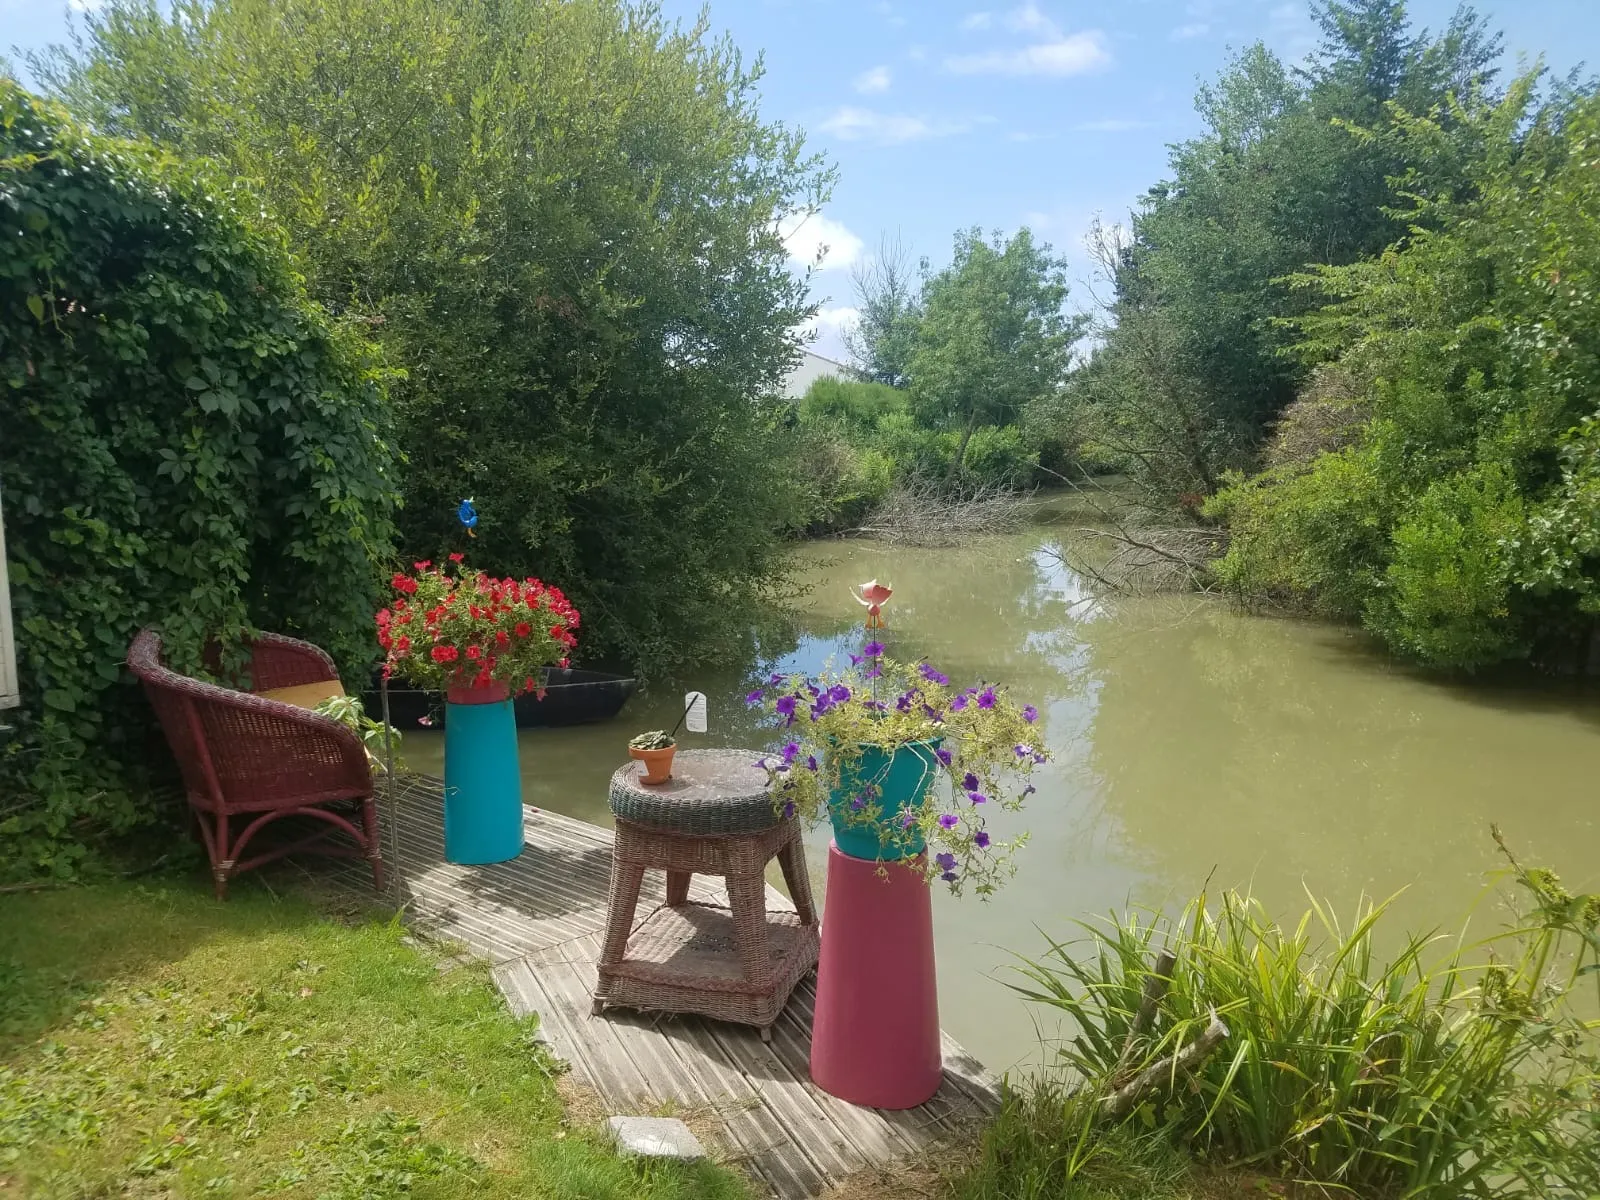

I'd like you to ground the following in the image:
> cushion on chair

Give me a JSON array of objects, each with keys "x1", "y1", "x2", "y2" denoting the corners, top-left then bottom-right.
[{"x1": 257, "y1": 680, "x2": 346, "y2": 710}]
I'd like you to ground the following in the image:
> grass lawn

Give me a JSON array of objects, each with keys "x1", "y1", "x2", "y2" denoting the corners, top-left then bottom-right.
[{"x1": 0, "y1": 877, "x2": 752, "y2": 1199}]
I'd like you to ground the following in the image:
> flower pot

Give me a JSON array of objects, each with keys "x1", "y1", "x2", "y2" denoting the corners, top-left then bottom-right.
[
  {"x1": 443, "y1": 682, "x2": 522, "y2": 864},
  {"x1": 629, "y1": 743, "x2": 676, "y2": 785},
  {"x1": 828, "y1": 740, "x2": 942, "y2": 861}
]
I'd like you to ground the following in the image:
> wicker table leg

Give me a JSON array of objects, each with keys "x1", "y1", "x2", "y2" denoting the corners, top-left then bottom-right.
[
  {"x1": 777, "y1": 835, "x2": 817, "y2": 926},
  {"x1": 665, "y1": 869, "x2": 691, "y2": 906},
  {"x1": 725, "y1": 868, "x2": 777, "y2": 1041},
  {"x1": 593, "y1": 856, "x2": 646, "y2": 1014}
]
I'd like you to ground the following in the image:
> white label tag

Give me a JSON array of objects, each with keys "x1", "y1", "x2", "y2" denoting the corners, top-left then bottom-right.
[{"x1": 684, "y1": 691, "x2": 708, "y2": 734}]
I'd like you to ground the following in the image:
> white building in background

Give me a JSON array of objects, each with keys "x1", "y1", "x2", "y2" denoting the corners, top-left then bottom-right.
[{"x1": 782, "y1": 349, "x2": 849, "y2": 400}]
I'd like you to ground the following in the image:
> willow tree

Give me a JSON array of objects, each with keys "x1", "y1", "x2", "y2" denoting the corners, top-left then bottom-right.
[{"x1": 38, "y1": 0, "x2": 832, "y2": 673}]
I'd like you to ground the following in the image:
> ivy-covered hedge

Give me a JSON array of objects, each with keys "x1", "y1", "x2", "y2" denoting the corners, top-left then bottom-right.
[{"x1": 0, "y1": 84, "x2": 399, "y2": 877}]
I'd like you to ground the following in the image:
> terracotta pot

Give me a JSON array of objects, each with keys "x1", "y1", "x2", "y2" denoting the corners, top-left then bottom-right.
[
  {"x1": 629, "y1": 742, "x2": 676, "y2": 784},
  {"x1": 446, "y1": 678, "x2": 511, "y2": 705}
]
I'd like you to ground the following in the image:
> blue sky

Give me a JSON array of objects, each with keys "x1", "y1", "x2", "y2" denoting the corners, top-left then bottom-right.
[{"x1": 7, "y1": 0, "x2": 1600, "y2": 358}]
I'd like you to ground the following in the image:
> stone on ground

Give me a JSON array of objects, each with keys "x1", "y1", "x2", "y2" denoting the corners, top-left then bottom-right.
[{"x1": 604, "y1": 1115, "x2": 706, "y2": 1161}]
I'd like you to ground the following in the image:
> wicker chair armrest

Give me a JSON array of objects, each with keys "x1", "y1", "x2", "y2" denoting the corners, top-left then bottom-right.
[{"x1": 248, "y1": 632, "x2": 342, "y2": 692}]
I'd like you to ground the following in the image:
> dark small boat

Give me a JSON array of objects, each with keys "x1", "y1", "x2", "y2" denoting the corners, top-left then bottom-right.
[{"x1": 362, "y1": 668, "x2": 638, "y2": 730}]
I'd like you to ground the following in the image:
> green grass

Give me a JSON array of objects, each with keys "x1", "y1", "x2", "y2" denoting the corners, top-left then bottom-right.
[{"x1": 0, "y1": 878, "x2": 752, "y2": 1199}]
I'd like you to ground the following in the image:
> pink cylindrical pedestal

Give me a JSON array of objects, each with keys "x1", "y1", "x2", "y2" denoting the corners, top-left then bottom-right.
[{"x1": 810, "y1": 843, "x2": 941, "y2": 1109}]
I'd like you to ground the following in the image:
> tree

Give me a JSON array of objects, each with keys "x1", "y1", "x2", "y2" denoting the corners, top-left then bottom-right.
[
  {"x1": 843, "y1": 234, "x2": 921, "y2": 388},
  {"x1": 908, "y1": 228, "x2": 1080, "y2": 475},
  {"x1": 35, "y1": 0, "x2": 833, "y2": 675},
  {"x1": 1069, "y1": 2, "x2": 1505, "y2": 505}
]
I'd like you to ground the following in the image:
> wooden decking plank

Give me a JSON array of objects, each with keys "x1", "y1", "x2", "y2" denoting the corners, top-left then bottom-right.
[
  {"x1": 763, "y1": 991, "x2": 923, "y2": 1162},
  {"x1": 521, "y1": 948, "x2": 657, "y2": 1108},
  {"x1": 703, "y1": 1021, "x2": 870, "y2": 1185},
  {"x1": 665, "y1": 1013, "x2": 830, "y2": 1200}
]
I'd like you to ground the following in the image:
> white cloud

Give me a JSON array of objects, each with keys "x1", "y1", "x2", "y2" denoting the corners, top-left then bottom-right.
[
  {"x1": 1004, "y1": 1, "x2": 1059, "y2": 36},
  {"x1": 961, "y1": 11, "x2": 994, "y2": 29},
  {"x1": 945, "y1": 31, "x2": 1110, "y2": 77},
  {"x1": 797, "y1": 305, "x2": 861, "y2": 362},
  {"x1": 1170, "y1": 22, "x2": 1209, "y2": 40},
  {"x1": 780, "y1": 212, "x2": 865, "y2": 271},
  {"x1": 819, "y1": 106, "x2": 979, "y2": 145},
  {"x1": 854, "y1": 65, "x2": 892, "y2": 94},
  {"x1": 906, "y1": 44, "x2": 928, "y2": 61},
  {"x1": 1006, "y1": 130, "x2": 1053, "y2": 142}
]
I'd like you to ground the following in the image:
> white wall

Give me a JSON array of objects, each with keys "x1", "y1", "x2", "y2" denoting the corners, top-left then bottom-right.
[{"x1": 782, "y1": 350, "x2": 847, "y2": 400}]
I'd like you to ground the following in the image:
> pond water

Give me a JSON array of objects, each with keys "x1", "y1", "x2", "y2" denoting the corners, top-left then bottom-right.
[{"x1": 404, "y1": 507, "x2": 1600, "y2": 1075}]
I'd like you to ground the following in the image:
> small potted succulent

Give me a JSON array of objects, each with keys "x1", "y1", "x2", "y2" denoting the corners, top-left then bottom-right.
[
  {"x1": 628, "y1": 729, "x2": 677, "y2": 784},
  {"x1": 748, "y1": 641, "x2": 1047, "y2": 897}
]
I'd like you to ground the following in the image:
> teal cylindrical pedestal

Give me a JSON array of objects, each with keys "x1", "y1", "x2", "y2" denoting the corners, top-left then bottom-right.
[
  {"x1": 828, "y1": 740, "x2": 941, "y2": 860},
  {"x1": 443, "y1": 693, "x2": 523, "y2": 865}
]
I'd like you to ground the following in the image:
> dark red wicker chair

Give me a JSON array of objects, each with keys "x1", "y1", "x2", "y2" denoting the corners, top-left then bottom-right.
[{"x1": 128, "y1": 628, "x2": 384, "y2": 899}]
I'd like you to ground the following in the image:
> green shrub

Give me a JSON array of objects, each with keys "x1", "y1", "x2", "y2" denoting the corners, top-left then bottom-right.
[
  {"x1": 797, "y1": 376, "x2": 907, "y2": 428},
  {"x1": 0, "y1": 85, "x2": 398, "y2": 877},
  {"x1": 961, "y1": 424, "x2": 1038, "y2": 488},
  {"x1": 1368, "y1": 462, "x2": 1528, "y2": 667},
  {"x1": 1003, "y1": 842, "x2": 1600, "y2": 1198},
  {"x1": 1206, "y1": 447, "x2": 1392, "y2": 619}
]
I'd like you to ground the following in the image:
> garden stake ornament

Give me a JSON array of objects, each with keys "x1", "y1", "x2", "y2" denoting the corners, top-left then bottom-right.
[
  {"x1": 458, "y1": 497, "x2": 478, "y2": 538},
  {"x1": 854, "y1": 579, "x2": 893, "y2": 630}
]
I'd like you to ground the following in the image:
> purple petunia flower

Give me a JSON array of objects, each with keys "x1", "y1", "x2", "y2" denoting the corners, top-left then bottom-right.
[
  {"x1": 938, "y1": 813, "x2": 958, "y2": 830},
  {"x1": 1033, "y1": 750, "x2": 1048, "y2": 764},
  {"x1": 849, "y1": 653, "x2": 862, "y2": 666},
  {"x1": 775, "y1": 695, "x2": 798, "y2": 717},
  {"x1": 1023, "y1": 784, "x2": 1037, "y2": 796},
  {"x1": 941, "y1": 870, "x2": 959, "y2": 883},
  {"x1": 811, "y1": 696, "x2": 832, "y2": 719},
  {"x1": 936, "y1": 748, "x2": 953, "y2": 766},
  {"x1": 935, "y1": 852, "x2": 957, "y2": 871},
  {"x1": 851, "y1": 794, "x2": 866, "y2": 811},
  {"x1": 968, "y1": 791, "x2": 987, "y2": 805},
  {"x1": 923, "y1": 704, "x2": 944, "y2": 723},
  {"x1": 829, "y1": 684, "x2": 851, "y2": 704},
  {"x1": 896, "y1": 692, "x2": 915, "y2": 712},
  {"x1": 806, "y1": 755, "x2": 818, "y2": 772},
  {"x1": 950, "y1": 694, "x2": 968, "y2": 712},
  {"x1": 782, "y1": 741, "x2": 800, "y2": 764},
  {"x1": 974, "y1": 830, "x2": 990, "y2": 849},
  {"x1": 1014, "y1": 744, "x2": 1031, "y2": 759},
  {"x1": 900, "y1": 810, "x2": 917, "y2": 829},
  {"x1": 962, "y1": 772, "x2": 980, "y2": 792},
  {"x1": 770, "y1": 672, "x2": 785, "y2": 686},
  {"x1": 865, "y1": 665, "x2": 883, "y2": 680},
  {"x1": 977, "y1": 687, "x2": 997, "y2": 710},
  {"x1": 1023, "y1": 704, "x2": 1038, "y2": 723},
  {"x1": 919, "y1": 662, "x2": 949, "y2": 685},
  {"x1": 864, "y1": 641, "x2": 885, "y2": 658},
  {"x1": 746, "y1": 689, "x2": 764, "y2": 706},
  {"x1": 783, "y1": 802, "x2": 796, "y2": 819}
]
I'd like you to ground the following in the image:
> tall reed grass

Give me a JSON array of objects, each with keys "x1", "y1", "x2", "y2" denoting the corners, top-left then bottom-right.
[{"x1": 987, "y1": 835, "x2": 1599, "y2": 1198}]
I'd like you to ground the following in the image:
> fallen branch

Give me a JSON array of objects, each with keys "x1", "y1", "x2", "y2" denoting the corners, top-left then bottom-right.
[
  {"x1": 1101, "y1": 1007, "x2": 1230, "y2": 1118},
  {"x1": 1109, "y1": 949, "x2": 1177, "y2": 1088},
  {"x1": 847, "y1": 479, "x2": 1028, "y2": 547}
]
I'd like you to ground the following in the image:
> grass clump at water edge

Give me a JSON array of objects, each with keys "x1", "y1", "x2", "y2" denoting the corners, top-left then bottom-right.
[
  {"x1": 0, "y1": 879, "x2": 751, "y2": 1199},
  {"x1": 954, "y1": 832, "x2": 1600, "y2": 1199}
]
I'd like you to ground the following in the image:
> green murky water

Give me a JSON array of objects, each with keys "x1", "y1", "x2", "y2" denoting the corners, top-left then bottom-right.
[{"x1": 404, "y1": 508, "x2": 1600, "y2": 1074}]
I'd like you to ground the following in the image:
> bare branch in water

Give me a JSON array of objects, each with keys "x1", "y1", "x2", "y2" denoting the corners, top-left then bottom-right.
[{"x1": 846, "y1": 479, "x2": 1030, "y2": 547}]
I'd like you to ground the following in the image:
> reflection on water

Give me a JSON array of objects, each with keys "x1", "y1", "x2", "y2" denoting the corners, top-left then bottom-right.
[{"x1": 403, "y1": 519, "x2": 1600, "y2": 1074}]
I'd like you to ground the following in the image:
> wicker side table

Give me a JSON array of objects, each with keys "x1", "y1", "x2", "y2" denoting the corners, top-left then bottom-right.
[{"x1": 592, "y1": 750, "x2": 820, "y2": 1041}]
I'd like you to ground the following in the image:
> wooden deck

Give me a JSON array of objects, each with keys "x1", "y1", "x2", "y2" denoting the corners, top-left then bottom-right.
[{"x1": 334, "y1": 774, "x2": 999, "y2": 1198}]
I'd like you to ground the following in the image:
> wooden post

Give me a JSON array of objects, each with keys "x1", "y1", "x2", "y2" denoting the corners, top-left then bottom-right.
[{"x1": 0, "y1": 483, "x2": 18, "y2": 711}]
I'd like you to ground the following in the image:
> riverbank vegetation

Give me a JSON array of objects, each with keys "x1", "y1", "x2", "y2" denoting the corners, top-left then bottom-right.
[
  {"x1": 792, "y1": 228, "x2": 1086, "y2": 534},
  {"x1": 953, "y1": 836, "x2": 1600, "y2": 1199},
  {"x1": 1044, "y1": 1, "x2": 1600, "y2": 672},
  {"x1": 0, "y1": 878, "x2": 749, "y2": 1198}
]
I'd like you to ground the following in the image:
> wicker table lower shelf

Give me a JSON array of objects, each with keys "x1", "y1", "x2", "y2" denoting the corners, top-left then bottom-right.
[{"x1": 599, "y1": 901, "x2": 820, "y2": 1028}]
